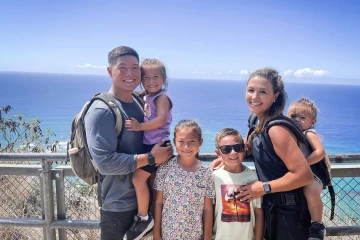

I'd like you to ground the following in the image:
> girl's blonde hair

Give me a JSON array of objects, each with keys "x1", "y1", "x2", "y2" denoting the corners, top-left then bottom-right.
[{"x1": 288, "y1": 98, "x2": 319, "y2": 121}]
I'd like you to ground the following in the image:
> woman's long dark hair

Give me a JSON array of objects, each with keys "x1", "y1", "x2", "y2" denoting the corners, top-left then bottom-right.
[{"x1": 247, "y1": 68, "x2": 287, "y2": 147}]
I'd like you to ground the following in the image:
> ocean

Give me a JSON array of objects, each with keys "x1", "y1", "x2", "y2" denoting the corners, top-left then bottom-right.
[{"x1": 1, "y1": 71, "x2": 360, "y2": 154}]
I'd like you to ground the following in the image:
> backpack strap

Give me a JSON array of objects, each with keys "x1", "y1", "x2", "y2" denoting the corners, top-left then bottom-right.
[
  {"x1": 247, "y1": 113, "x2": 258, "y2": 129},
  {"x1": 328, "y1": 185, "x2": 335, "y2": 220},
  {"x1": 132, "y1": 91, "x2": 145, "y2": 109},
  {"x1": 264, "y1": 115, "x2": 336, "y2": 220},
  {"x1": 265, "y1": 115, "x2": 309, "y2": 148},
  {"x1": 90, "y1": 91, "x2": 144, "y2": 207},
  {"x1": 97, "y1": 92, "x2": 125, "y2": 136},
  {"x1": 259, "y1": 115, "x2": 307, "y2": 163},
  {"x1": 246, "y1": 113, "x2": 258, "y2": 142}
]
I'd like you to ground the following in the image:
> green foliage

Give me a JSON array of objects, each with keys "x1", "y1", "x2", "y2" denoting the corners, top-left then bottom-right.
[{"x1": 0, "y1": 105, "x2": 60, "y2": 153}]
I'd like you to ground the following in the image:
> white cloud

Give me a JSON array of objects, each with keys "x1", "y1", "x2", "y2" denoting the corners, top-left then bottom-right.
[
  {"x1": 284, "y1": 68, "x2": 331, "y2": 77},
  {"x1": 284, "y1": 70, "x2": 294, "y2": 76},
  {"x1": 239, "y1": 70, "x2": 250, "y2": 75},
  {"x1": 76, "y1": 64, "x2": 107, "y2": 69}
]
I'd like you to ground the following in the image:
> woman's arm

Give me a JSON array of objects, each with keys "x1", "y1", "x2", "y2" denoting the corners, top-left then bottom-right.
[
  {"x1": 125, "y1": 95, "x2": 171, "y2": 131},
  {"x1": 305, "y1": 131, "x2": 325, "y2": 165},
  {"x1": 268, "y1": 125, "x2": 314, "y2": 192},
  {"x1": 153, "y1": 190, "x2": 163, "y2": 240},
  {"x1": 239, "y1": 125, "x2": 313, "y2": 200},
  {"x1": 203, "y1": 198, "x2": 214, "y2": 240},
  {"x1": 254, "y1": 207, "x2": 264, "y2": 240}
]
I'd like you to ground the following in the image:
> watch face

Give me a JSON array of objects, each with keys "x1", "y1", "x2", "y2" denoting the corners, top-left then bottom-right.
[
  {"x1": 264, "y1": 183, "x2": 271, "y2": 193},
  {"x1": 148, "y1": 153, "x2": 155, "y2": 165}
]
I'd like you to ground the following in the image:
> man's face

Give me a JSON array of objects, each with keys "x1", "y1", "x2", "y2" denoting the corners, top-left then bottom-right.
[{"x1": 107, "y1": 55, "x2": 141, "y2": 92}]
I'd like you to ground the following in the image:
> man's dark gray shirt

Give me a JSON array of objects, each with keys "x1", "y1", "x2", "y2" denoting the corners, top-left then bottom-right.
[{"x1": 84, "y1": 96, "x2": 144, "y2": 212}]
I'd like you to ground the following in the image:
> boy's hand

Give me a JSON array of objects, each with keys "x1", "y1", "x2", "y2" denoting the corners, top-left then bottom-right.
[
  {"x1": 209, "y1": 157, "x2": 223, "y2": 171},
  {"x1": 125, "y1": 117, "x2": 141, "y2": 131},
  {"x1": 151, "y1": 140, "x2": 173, "y2": 166}
]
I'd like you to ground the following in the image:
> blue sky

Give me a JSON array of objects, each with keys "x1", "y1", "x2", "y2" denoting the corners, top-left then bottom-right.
[{"x1": 1, "y1": 0, "x2": 360, "y2": 84}]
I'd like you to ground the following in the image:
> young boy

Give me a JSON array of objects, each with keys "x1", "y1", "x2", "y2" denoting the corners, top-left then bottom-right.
[{"x1": 212, "y1": 128, "x2": 264, "y2": 240}]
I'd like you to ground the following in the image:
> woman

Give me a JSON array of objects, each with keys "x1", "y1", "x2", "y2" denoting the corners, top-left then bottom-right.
[{"x1": 239, "y1": 68, "x2": 314, "y2": 239}]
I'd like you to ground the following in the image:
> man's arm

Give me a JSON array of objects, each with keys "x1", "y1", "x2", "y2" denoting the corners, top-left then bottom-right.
[
  {"x1": 85, "y1": 106, "x2": 172, "y2": 175},
  {"x1": 85, "y1": 106, "x2": 137, "y2": 175}
]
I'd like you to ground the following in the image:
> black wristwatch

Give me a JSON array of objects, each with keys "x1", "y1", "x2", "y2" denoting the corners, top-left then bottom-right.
[
  {"x1": 263, "y1": 182, "x2": 272, "y2": 194},
  {"x1": 147, "y1": 152, "x2": 155, "y2": 166}
]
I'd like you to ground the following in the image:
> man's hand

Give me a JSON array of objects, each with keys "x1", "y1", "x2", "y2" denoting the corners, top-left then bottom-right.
[
  {"x1": 151, "y1": 140, "x2": 173, "y2": 166},
  {"x1": 125, "y1": 117, "x2": 142, "y2": 131}
]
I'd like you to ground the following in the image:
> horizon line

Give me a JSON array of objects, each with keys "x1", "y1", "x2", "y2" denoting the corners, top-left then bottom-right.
[{"x1": 1, "y1": 70, "x2": 359, "y2": 86}]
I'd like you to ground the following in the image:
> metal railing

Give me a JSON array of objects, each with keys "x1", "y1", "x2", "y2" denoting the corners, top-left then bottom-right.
[{"x1": 0, "y1": 153, "x2": 359, "y2": 240}]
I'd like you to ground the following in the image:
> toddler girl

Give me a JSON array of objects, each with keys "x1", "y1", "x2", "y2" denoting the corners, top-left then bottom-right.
[
  {"x1": 124, "y1": 59, "x2": 172, "y2": 240},
  {"x1": 287, "y1": 98, "x2": 328, "y2": 240}
]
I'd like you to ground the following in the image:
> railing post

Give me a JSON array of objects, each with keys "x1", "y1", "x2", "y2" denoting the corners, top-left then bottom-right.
[
  {"x1": 39, "y1": 169, "x2": 47, "y2": 239},
  {"x1": 54, "y1": 168, "x2": 67, "y2": 240},
  {"x1": 41, "y1": 158, "x2": 56, "y2": 240}
]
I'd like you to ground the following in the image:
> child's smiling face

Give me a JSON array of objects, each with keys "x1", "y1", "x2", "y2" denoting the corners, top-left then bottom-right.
[
  {"x1": 216, "y1": 135, "x2": 244, "y2": 167},
  {"x1": 142, "y1": 67, "x2": 164, "y2": 96},
  {"x1": 174, "y1": 127, "x2": 203, "y2": 158}
]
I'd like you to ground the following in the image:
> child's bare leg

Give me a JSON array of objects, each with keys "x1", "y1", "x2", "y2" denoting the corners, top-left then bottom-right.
[
  {"x1": 133, "y1": 169, "x2": 151, "y2": 216},
  {"x1": 304, "y1": 178, "x2": 323, "y2": 222},
  {"x1": 148, "y1": 172, "x2": 156, "y2": 214}
]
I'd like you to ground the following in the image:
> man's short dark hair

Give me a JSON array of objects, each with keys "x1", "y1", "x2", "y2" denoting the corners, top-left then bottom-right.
[{"x1": 108, "y1": 46, "x2": 139, "y2": 66}]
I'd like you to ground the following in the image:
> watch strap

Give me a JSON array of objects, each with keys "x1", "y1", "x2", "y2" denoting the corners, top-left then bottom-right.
[{"x1": 147, "y1": 152, "x2": 155, "y2": 166}]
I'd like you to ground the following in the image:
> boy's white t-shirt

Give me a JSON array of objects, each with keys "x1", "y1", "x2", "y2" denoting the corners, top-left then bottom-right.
[{"x1": 212, "y1": 166, "x2": 262, "y2": 240}]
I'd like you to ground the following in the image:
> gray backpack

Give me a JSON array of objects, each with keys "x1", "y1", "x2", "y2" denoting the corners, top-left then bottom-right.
[{"x1": 67, "y1": 91, "x2": 143, "y2": 185}]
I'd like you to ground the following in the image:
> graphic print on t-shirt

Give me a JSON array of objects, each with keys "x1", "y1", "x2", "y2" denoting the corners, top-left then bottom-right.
[{"x1": 221, "y1": 184, "x2": 250, "y2": 222}]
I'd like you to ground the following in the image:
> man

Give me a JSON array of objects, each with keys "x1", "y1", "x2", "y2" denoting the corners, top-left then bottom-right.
[{"x1": 84, "y1": 46, "x2": 173, "y2": 239}]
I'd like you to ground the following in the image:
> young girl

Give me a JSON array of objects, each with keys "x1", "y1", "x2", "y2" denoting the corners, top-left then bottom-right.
[
  {"x1": 153, "y1": 120, "x2": 214, "y2": 240},
  {"x1": 124, "y1": 59, "x2": 172, "y2": 240},
  {"x1": 287, "y1": 98, "x2": 328, "y2": 239}
]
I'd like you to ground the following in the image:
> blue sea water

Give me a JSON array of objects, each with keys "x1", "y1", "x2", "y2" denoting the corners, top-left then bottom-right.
[{"x1": 1, "y1": 71, "x2": 360, "y2": 154}]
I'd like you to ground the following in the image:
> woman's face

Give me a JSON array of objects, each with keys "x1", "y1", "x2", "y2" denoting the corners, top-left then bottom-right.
[{"x1": 245, "y1": 76, "x2": 279, "y2": 118}]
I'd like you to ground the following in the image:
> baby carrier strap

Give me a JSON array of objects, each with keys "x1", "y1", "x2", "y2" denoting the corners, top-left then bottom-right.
[
  {"x1": 265, "y1": 115, "x2": 335, "y2": 220},
  {"x1": 247, "y1": 113, "x2": 335, "y2": 220}
]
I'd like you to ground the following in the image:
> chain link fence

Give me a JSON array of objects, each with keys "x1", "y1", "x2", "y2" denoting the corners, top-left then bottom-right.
[
  {"x1": 0, "y1": 154, "x2": 359, "y2": 240},
  {"x1": 322, "y1": 177, "x2": 360, "y2": 240},
  {"x1": 0, "y1": 173, "x2": 43, "y2": 240}
]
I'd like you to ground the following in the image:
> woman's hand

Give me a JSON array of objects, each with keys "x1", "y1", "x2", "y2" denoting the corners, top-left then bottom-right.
[
  {"x1": 209, "y1": 157, "x2": 223, "y2": 171},
  {"x1": 238, "y1": 180, "x2": 265, "y2": 202}
]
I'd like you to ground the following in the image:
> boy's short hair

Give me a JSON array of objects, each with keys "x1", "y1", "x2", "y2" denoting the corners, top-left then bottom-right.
[
  {"x1": 215, "y1": 128, "x2": 243, "y2": 148},
  {"x1": 108, "y1": 46, "x2": 139, "y2": 66}
]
